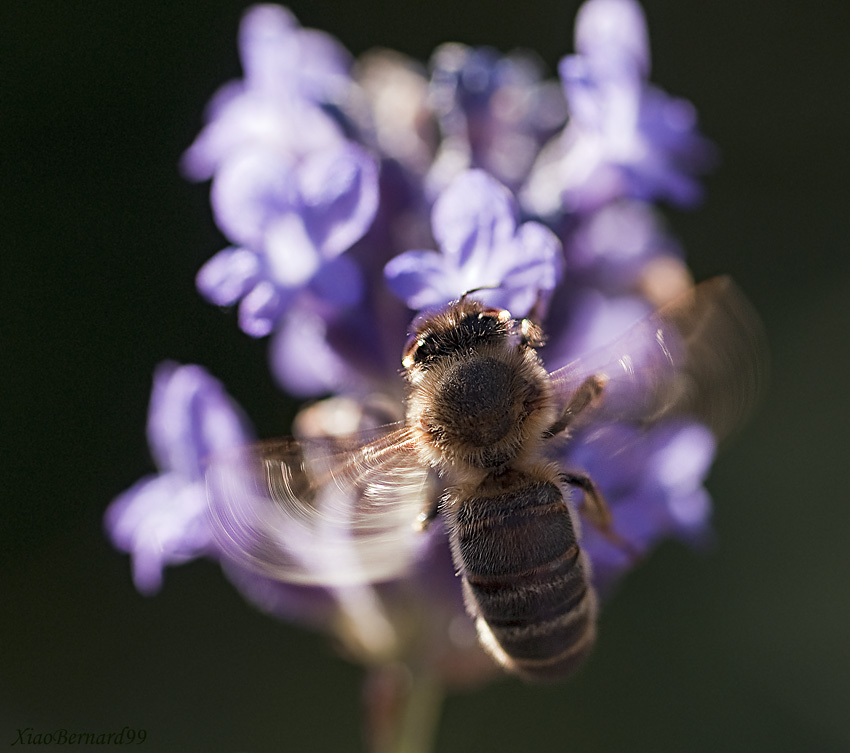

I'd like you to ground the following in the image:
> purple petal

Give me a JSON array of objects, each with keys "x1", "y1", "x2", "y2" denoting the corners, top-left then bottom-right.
[
  {"x1": 182, "y1": 92, "x2": 343, "y2": 184},
  {"x1": 450, "y1": 221, "x2": 564, "y2": 317},
  {"x1": 106, "y1": 363, "x2": 253, "y2": 595},
  {"x1": 570, "y1": 200, "x2": 661, "y2": 266},
  {"x1": 431, "y1": 170, "x2": 516, "y2": 263},
  {"x1": 105, "y1": 474, "x2": 212, "y2": 595},
  {"x1": 270, "y1": 310, "x2": 354, "y2": 397},
  {"x1": 647, "y1": 421, "x2": 715, "y2": 492},
  {"x1": 542, "y1": 289, "x2": 652, "y2": 370},
  {"x1": 574, "y1": 0, "x2": 650, "y2": 76},
  {"x1": 308, "y1": 254, "x2": 365, "y2": 308},
  {"x1": 566, "y1": 200, "x2": 682, "y2": 289},
  {"x1": 667, "y1": 487, "x2": 712, "y2": 531},
  {"x1": 566, "y1": 422, "x2": 644, "y2": 492},
  {"x1": 263, "y1": 213, "x2": 322, "y2": 287},
  {"x1": 629, "y1": 88, "x2": 715, "y2": 206},
  {"x1": 180, "y1": 81, "x2": 246, "y2": 181},
  {"x1": 238, "y1": 281, "x2": 289, "y2": 337},
  {"x1": 384, "y1": 249, "x2": 458, "y2": 310},
  {"x1": 196, "y1": 246, "x2": 261, "y2": 307},
  {"x1": 211, "y1": 148, "x2": 297, "y2": 248},
  {"x1": 533, "y1": 0, "x2": 715, "y2": 212},
  {"x1": 298, "y1": 143, "x2": 379, "y2": 258},
  {"x1": 238, "y1": 4, "x2": 352, "y2": 101},
  {"x1": 561, "y1": 418, "x2": 716, "y2": 593},
  {"x1": 294, "y1": 28, "x2": 355, "y2": 101},
  {"x1": 426, "y1": 45, "x2": 567, "y2": 194},
  {"x1": 501, "y1": 221, "x2": 564, "y2": 311},
  {"x1": 558, "y1": 52, "x2": 641, "y2": 132},
  {"x1": 386, "y1": 171, "x2": 565, "y2": 314},
  {"x1": 146, "y1": 362, "x2": 252, "y2": 479},
  {"x1": 237, "y1": 4, "x2": 301, "y2": 90}
]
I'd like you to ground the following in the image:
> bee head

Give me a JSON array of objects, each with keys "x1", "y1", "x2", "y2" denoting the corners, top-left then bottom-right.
[{"x1": 402, "y1": 298, "x2": 514, "y2": 372}]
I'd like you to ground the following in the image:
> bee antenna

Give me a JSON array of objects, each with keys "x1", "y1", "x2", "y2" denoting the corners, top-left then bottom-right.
[{"x1": 459, "y1": 284, "x2": 500, "y2": 302}]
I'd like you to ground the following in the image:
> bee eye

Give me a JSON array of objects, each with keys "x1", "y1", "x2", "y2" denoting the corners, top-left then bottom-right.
[
  {"x1": 407, "y1": 332, "x2": 448, "y2": 366},
  {"x1": 404, "y1": 313, "x2": 509, "y2": 369}
]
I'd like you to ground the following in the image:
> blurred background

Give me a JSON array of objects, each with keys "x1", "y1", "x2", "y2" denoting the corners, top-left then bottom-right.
[{"x1": 3, "y1": 0, "x2": 849, "y2": 751}]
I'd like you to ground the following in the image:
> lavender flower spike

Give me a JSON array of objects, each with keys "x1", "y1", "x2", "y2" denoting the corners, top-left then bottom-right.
[
  {"x1": 522, "y1": 0, "x2": 715, "y2": 215},
  {"x1": 184, "y1": 4, "x2": 379, "y2": 339},
  {"x1": 103, "y1": 0, "x2": 758, "y2": 746},
  {"x1": 385, "y1": 169, "x2": 563, "y2": 316},
  {"x1": 104, "y1": 363, "x2": 253, "y2": 594}
]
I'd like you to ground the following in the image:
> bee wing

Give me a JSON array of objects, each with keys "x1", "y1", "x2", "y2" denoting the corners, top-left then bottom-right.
[
  {"x1": 547, "y1": 276, "x2": 767, "y2": 441},
  {"x1": 206, "y1": 424, "x2": 436, "y2": 587}
]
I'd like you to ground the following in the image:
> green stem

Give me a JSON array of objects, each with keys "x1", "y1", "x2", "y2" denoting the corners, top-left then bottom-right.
[{"x1": 364, "y1": 663, "x2": 445, "y2": 753}]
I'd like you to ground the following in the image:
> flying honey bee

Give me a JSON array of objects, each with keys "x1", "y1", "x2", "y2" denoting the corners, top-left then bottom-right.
[{"x1": 207, "y1": 276, "x2": 765, "y2": 681}]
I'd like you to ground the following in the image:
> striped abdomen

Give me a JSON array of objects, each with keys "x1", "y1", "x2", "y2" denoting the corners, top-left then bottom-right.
[{"x1": 449, "y1": 471, "x2": 597, "y2": 682}]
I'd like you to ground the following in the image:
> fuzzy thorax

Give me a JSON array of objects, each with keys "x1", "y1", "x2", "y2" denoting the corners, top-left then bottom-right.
[{"x1": 406, "y1": 342, "x2": 556, "y2": 477}]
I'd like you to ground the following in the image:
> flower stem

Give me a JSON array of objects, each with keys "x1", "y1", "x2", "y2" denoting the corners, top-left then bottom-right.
[{"x1": 363, "y1": 663, "x2": 444, "y2": 753}]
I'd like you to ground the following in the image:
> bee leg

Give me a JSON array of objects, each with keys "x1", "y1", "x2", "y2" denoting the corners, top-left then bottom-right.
[
  {"x1": 562, "y1": 471, "x2": 641, "y2": 562},
  {"x1": 562, "y1": 471, "x2": 611, "y2": 527},
  {"x1": 543, "y1": 374, "x2": 608, "y2": 438},
  {"x1": 415, "y1": 494, "x2": 443, "y2": 532}
]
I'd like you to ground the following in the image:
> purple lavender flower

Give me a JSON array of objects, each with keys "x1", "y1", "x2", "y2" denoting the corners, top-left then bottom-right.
[
  {"x1": 104, "y1": 362, "x2": 253, "y2": 594},
  {"x1": 182, "y1": 15, "x2": 359, "y2": 337},
  {"x1": 181, "y1": 4, "x2": 353, "y2": 182},
  {"x1": 183, "y1": 5, "x2": 382, "y2": 396},
  {"x1": 522, "y1": 0, "x2": 715, "y2": 215},
  {"x1": 198, "y1": 142, "x2": 377, "y2": 337},
  {"x1": 426, "y1": 44, "x2": 567, "y2": 196},
  {"x1": 541, "y1": 287, "x2": 654, "y2": 373},
  {"x1": 563, "y1": 199, "x2": 683, "y2": 293},
  {"x1": 105, "y1": 364, "x2": 424, "y2": 650},
  {"x1": 562, "y1": 420, "x2": 715, "y2": 593},
  {"x1": 107, "y1": 1, "x2": 745, "y2": 746},
  {"x1": 384, "y1": 169, "x2": 563, "y2": 316},
  {"x1": 116, "y1": 0, "x2": 723, "y2": 648}
]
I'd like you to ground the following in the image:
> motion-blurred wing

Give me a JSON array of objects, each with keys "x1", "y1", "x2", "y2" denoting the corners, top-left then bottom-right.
[
  {"x1": 207, "y1": 425, "x2": 435, "y2": 586},
  {"x1": 547, "y1": 277, "x2": 767, "y2": 441}
]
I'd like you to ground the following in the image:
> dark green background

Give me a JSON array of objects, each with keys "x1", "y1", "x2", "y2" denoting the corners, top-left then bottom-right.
[{"x1": 3, "y1": 1, "x2": 849, "y2": 751}]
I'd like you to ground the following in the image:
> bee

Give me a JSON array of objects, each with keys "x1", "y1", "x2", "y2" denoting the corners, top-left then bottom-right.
[{"x1": 207, "y1": 276, "x2": 765, "y2": 681}]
